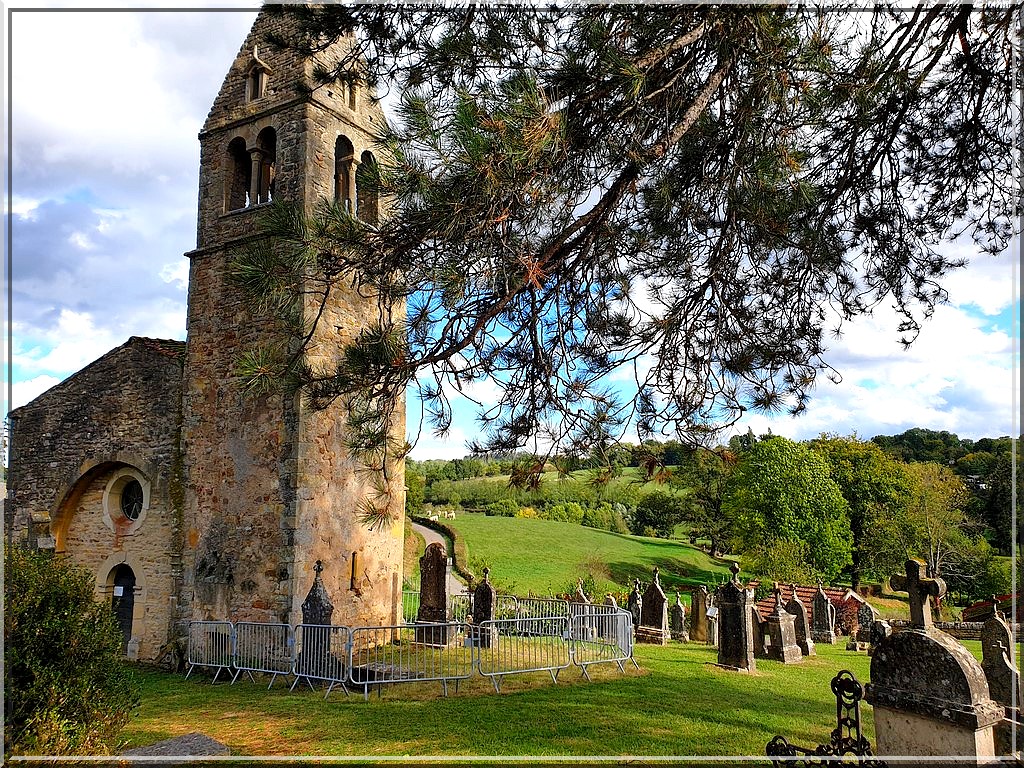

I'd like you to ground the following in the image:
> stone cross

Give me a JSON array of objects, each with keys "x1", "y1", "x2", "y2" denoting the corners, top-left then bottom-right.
[
  {"x1": 471, "y1": 567, "x2": 497, "y2": 648},
  {"x1": 890, "y1": 558, "x2": 945, "y2": 630}
]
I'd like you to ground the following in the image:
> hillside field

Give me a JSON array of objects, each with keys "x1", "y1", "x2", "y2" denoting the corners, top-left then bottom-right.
[{"x1": 445, "y1": 512, "x2": 735, "y2": 599}]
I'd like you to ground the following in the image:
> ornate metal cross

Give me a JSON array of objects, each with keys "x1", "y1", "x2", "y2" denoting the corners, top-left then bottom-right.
[
  {"x1": 890, "y1": 558, "x2": 945, "y2": 629},
  {"x1": 313, "y1": 559, "x2": 324, "y2": 576}
]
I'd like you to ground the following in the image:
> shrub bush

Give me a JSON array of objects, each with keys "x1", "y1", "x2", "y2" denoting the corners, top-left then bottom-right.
[
  {"x1": 485, "y1": 499, "x2": 519, "y2": 517},
  {"x1": 5, "y1": 546, "x2": 140, "y2": 756},
  {"x1": 540, "y1": 502, "x2": 585, "y2": 524}
]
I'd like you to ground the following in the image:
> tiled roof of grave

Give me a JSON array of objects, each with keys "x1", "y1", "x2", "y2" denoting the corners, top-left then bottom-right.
[
  {"x1": 962, "y1": 593, "x2": 1020, "y2": 622},
  {"x1": 130, "y1": 336, "x2": 187, "y2": 360},
  {"x1": 747, "y1": 581, "x2": 864, "y2": 622}
]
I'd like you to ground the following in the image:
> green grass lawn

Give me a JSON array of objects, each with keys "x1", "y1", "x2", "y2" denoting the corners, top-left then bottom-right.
[
  {"x1": 118, "y1": 641, "x2": 903, "y2": 758},
  {"x1": 446, "y1": 512, "x2": 735, "y2": 598}
]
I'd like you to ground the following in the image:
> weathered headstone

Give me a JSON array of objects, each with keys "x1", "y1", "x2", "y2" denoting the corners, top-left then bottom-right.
[
  {"x1": 765, "y1": 584, "x2": 802, "y2": 664},
  {"x1": 867, "y1": 618, "x2": 891, "y2": 657},
  {"x1": 714, "y1": 562, "x2": 756, "y2": 672},
  {"x1": 637, "y1": 568, "x2": 669, "y2": 645},
  {"x1": 470, "y1": 567, "x2": 496, "y2": 648},
  {"x1": 627, "y1": 578, "x2": 643, "y2": 635},
  {"x1": 604, "y1": 593, "x2": 618, "y2": 609},
  {"x1": 416, "y1": 542, "x2": 450, "y2": 645},
  {"x1": 866, "y1": 559, "x2": 1003, "y2": 759},
  {"x1": 846, "y1": 599, "x2": 876, "y2": 651},
  {"x1": 297, "y1": 560, "x2": 338, "y2": 679},
  {"x1": 981, "y1": 602, "x2": 1022, "y2": 755},
  {"x1": 810, "y1": 582, "x2": 837, "y2": 644},
  {"x1": 690, "y1": 585, "x2": 710, "y2": 643},
  {"x1": 785, "y1": 584, "x2": 815, "y2": 657},
  {"x1": 750, "y1": 604, "x2": 768, "y2": 658},
  {"x1": 669, "y1": 592, "x2": 688, "y2": 642}
]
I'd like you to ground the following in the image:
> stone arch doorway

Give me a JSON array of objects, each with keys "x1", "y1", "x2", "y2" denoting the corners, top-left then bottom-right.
[{"x1": 109, "y1": 563, "x2": 137, "y2": 651}]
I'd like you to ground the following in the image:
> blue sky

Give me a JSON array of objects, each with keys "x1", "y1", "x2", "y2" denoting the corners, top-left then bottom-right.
[{"x1": 4, "y1": 4, "x2": 1020, "y2": 460}]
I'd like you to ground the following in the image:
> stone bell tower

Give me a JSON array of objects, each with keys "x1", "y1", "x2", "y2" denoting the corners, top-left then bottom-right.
[{"x1": 179, "y1": 8, "x2": 405, "y2": 632}]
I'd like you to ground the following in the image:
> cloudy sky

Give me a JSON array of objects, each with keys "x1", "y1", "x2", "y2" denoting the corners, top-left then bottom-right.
[{"x1": 5, "y1": 5, "x2": 1020, "y2": 460}]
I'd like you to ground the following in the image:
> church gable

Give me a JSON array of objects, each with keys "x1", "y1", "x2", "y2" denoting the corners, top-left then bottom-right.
[{"x1": 7, "y1": 336, "x2": 185, "y2": 546}]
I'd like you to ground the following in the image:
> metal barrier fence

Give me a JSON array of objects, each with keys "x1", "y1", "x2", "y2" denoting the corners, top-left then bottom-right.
[
  {"x1": 184, "y1": 607, "x2": 635, "y2": 698},
  {"x1": 184, "y1": 621, "x2": 234, "y2": 683},
  {"x1": 231, "y1": 622, "x2": 294, "y2": 688},
  {"x1": 476, "y1": 616, "x2": 572, "y2": 692},
  {"x1": 568, "y1": 606, "x2": 639, "y2": 679},
  {"x1": 291, "y1": 624, "x2": 352, "y2": 699},
  {"x1": 350, "y1": 622, "x2": 474, "y2": 700},
  {"x1": 402, "y1": 591, "x2": 420, "y2": 624}
]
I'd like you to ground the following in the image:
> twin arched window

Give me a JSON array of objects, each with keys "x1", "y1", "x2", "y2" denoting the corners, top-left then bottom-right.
[
  {"x1": 334, "y1": 136, "x2": 378, "y2": 224},
  {"x1": 225, "y1": 128, "x2": 276, "y2": 212}
]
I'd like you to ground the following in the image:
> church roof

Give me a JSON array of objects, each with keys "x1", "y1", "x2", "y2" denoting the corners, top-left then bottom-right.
[
  {"x1": 9, "y1": 336, "x2": 186, "y2": 417},
  {"x1": 130, "y1": 336, "x2": 186, "y2": 361}
]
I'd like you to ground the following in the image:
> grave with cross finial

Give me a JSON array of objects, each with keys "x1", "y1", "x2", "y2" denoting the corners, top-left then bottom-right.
[
  {"x1": 865, "y1": 558, "x2": 1004, "y2": 759},
  {"x1": 713, "y1": 560, "x2": 756, "y2": 672},
  {"x1": 890, "y1": 558, "x2": 945, "y2": 630}
]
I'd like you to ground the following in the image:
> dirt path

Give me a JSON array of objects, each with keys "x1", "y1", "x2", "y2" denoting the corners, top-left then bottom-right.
[{"x1": 410, "y1": 520, "x2": 467, "y2": 596}]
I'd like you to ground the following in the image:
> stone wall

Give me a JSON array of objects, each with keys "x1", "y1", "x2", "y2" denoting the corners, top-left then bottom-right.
[
  {"x1": 891, "y1": 619, "x2": 1024, "y2": 643},
  {"x1": 180, "y1": 8, "x2": 404, "y2": 633},
  {"x1": 6, "y1": 337, "x2": 184, "y2": 660}
]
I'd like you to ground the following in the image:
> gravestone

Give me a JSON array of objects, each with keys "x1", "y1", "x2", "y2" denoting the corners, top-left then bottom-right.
[
  {"x1": 669, "y1": 592, "x2": 688, "y2": 642},
  {"x1": 847, "y1": 600, "x2": 876, "y2": 651},
  {"x1": 627, "y1": 578, "x2": 643, "y2": 635},
  {"x1": 714, "y1": 562, "x2": 756, "y2": 672},
  {"x1": 470, "y1": 567, "x2": 496, "y2": 648},
  {"x1": 785, "y1": 584, "x2": 815, "y2": 657},
  {"x1": 765, "y1": 584, "x2": 802, "y2": 664},
  {"x1": 636, "y1": 568, "x2": 669, "y2": 645},
  {"x1": 811, "y1": 582, "x2": 837, "y2": 644},
  {"x1": 604, "y1": 593, "x2": 618, "y2": 609},
  {"x1": 706, "y1": 604, "x2": 719, "y2": 646},
  {"x1": 750, "y1": 604, "x2": 768, "y2": 658},
  {"x1": 867, "y1": 619, "x2": 891, "y2": 657},
  {"x1": 690, "y1": 585, "x2": 710, "y2": 643},
  {"x1": 981, "y1": 603, "x2": 1022, "y2": 755},
  {"x1": 415, "y1": 542, "x2": 450, "y2": 645},
  {"x1": 865, "y1": 558, "x2": 1003, "y2": 759},
  {"x1": 297, "y1": 561, "x2": 339, "y2": 679}
]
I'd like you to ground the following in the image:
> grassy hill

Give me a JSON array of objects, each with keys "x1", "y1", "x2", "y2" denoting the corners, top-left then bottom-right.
[{"x1": 446, "y1": 512, "x2": 735, "y2": 600}]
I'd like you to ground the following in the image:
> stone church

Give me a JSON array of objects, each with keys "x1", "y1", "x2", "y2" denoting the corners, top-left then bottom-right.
[{"x1": 6, "y1": 9, "x2": 406, "y2": 661}]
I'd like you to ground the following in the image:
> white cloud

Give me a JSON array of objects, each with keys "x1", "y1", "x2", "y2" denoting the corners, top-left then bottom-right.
[{"x1": 9, "y1": 375, "x2": 63, "y2": 412}]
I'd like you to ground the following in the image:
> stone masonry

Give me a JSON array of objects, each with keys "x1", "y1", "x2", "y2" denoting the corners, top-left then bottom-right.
[{"x1": 6, "y1": 9, "x2": 406, "y2": 660}]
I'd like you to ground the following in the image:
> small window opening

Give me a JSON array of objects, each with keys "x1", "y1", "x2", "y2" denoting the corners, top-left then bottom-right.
[
  {"x1": 226, "y1": 136, "x2": 251, "y2": 211},
  {"x1": 334, "y1": 136, "x2": 355, "y2": 211},
  {"x1": 348, "y1": 81, "x2": 357, "y2": 110},
  {"x1": 120, "y1": 479, "x2": 144, "y2": 521},
  {"x1": 245, "y1": 47, "x2": 271, "y2": 103},
  {"x1": 357, "y1": 150, "x2": 379, "y2": 225},
  {"x1": 254, "y1": 127, "x2": 277, "y2": 205}
]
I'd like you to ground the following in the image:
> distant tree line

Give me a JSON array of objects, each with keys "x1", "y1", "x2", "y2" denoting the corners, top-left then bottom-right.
[{"x1": 406, "y1": 428, "x2": 1018, "y2": 604}]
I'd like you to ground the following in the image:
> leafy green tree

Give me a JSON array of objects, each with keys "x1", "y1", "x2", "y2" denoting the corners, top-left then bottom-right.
[
  {"x1": 5, "y1": 546, "x2": 140, "y2": 757},
  {"x1": 723, "y1": 436, "x2": 852, "y2": 581},
  {"x1": 631, "y1": 490, "x2": 689, "y2": 538},
  {"x1": 871, "y1": 428, "x2": 970, "y2": 465},
  {"x1": 405, "y1": 466, "x2": 426, "y2": 515},
  {"x1": 810, "y1": 434, "x2": 914, "y2": 587},
  {"x1": 672, "y1": 447, "x2": 736, "y2": 557},
  {"x1": 232, "y1": 5, "x2": 1018, "y2": 472},
  {"x1": 984, "y1": 449, "x2": 1021, "y2": 553},
  {"x1": 903, "y1": 462, "x2": 978, "y2": 599}
]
